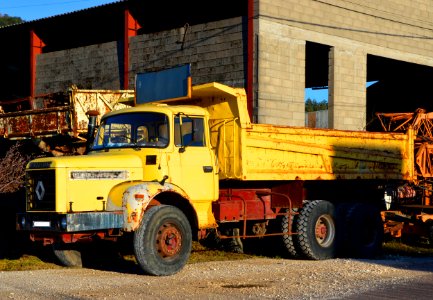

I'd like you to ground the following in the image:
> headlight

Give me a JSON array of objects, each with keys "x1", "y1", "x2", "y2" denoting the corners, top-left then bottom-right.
[
  {"x1": 60, "y1": 216, "x2": 68, "y2": 230},
  {"x1": 20, "y1": 216, "x2": 26, "y2": 229}
]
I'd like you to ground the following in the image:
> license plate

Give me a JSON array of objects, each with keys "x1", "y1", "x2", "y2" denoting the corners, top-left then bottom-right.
[{"x1": 33, "y1": 221, "x2": 51, "y2": 227}]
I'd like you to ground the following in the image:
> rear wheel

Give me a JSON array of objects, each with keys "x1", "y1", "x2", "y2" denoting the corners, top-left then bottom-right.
[
  {"x1": 52, "y1": 243, "x2": 82, "y2": 267},
  {"x1": 133, "y1": 205, "x2": 192, "y2": 276},
  {"x1": 343, "y1": 203, "x2": 384, "y2": 258},
  {"x1": 295, "y1": 200, "x2": 336, "y2": 260},
  {"x1": 281, "y1": 208, "x2": 300, "y2": 257}
]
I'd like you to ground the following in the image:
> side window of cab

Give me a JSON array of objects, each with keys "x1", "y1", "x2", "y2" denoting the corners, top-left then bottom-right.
[{"x1": 174, "y1": 116, "x2": 205, "y2": 147}]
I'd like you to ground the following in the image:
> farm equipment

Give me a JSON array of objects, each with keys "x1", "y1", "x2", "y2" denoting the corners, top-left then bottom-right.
[{"x1": 376, "y1": 109, "x2": 433, "y2": 243}]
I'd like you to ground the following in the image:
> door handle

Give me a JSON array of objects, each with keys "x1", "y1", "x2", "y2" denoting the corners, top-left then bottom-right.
[{"x1": 203, "y1": 166, "x2": 213, "y2": 173}]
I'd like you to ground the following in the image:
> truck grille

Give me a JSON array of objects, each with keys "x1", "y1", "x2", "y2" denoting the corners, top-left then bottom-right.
[{"x1": 26, "y1": 170, "x2": 56, "y2": 211}]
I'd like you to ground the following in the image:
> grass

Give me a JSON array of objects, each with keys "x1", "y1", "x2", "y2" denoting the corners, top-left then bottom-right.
[
  {"x1": 382, "y1": 240, "x2": 433, "y2": 257},
  {"x1": 0, "y1": 254, "x2": 61, "y2": 271},
  {"x1": 0, "y1": 240, "x2": 257, "y2": 272},
  {"x1": 188, "y1": 241, "x2": 255, "y2": 264},
  {"x1": 1, "y1": 240, "x2": 433, "y2": 272}
]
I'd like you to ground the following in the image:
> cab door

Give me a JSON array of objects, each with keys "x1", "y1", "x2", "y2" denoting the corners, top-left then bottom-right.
[{"x1": 174, "y1": 115, "x2": 218, "y2": 201}]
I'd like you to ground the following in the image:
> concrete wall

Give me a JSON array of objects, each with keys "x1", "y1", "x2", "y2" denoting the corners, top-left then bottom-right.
[
  {"x1": 129, "y1": 17, "x2": 245, "y2": 89},
  {"x1": 34, "y1": 1, "x2": 433, "y2": 130},
  {"x1": 255, "y1": 24, "x2": 306, "y2": 126},
  {"x1": 35, "y1": 17, "x2": 245, "y2": 95},
  {"x1": 328, "y1": 47, "x2": 367, "y2": 130},
  {"x1": 36, "y1": 42, "x2": 122, "y2": 94},
  {"x1": 257, "y1": 0, "x2": 433, "y2": 130},
  {"x1": 258, "y1": 0, "x2": 433, "y2": 61}
]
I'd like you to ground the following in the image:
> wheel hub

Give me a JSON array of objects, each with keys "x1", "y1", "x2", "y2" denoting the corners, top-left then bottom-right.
[
  {"x1": 316, "y1": 222, "x2": 328, "y2": 239},
  {"x1": 315, "y1": 215, "x2": 335, "y2": 248},
  {"x1": 156, "y1": 223, "x2": 182, "y2": 257}
]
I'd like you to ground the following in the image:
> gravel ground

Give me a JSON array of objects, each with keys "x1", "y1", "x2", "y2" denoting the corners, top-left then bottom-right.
[{"x1": 1, "y1": 255, "x2": 433, "y2": 299}]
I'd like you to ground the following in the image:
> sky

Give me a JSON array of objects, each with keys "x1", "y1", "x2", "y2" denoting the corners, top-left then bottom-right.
[
  {"x1": 305, "y1": 81, "x2": 378, "y2": 102},
  {"x1": 305, "y1": 87, "x2": 328, "y2": 102},
  {"x1": 0, "y1": 0, "x2": 116, "y2": 21}
]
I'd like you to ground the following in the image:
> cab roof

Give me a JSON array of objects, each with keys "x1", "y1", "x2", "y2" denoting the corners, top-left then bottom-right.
[{"x1": 102, "y1": 102, "x2": 208, "y2": 119}]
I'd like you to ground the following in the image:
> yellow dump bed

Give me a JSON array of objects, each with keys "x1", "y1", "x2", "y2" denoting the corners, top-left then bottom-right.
[
  {"x1": 190, "y1": 82, "x2": 414, "y2": 182},
  {"x1": 241, "y1": 124, "x2": 413, "y2": 181}
]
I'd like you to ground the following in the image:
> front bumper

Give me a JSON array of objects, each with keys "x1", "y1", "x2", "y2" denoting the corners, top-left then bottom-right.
[{"x1": 16, "y1": 211, "x2": 123, "y2": 232}]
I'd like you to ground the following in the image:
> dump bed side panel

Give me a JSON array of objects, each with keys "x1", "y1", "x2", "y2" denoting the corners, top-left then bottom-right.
[{"x1": 240, "y1": 124, "x2": 414, "y2": 181}]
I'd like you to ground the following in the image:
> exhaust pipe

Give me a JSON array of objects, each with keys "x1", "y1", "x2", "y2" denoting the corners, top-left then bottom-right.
[{"x1": 85, "y1": 110, "x2": 100, "y2": 153}]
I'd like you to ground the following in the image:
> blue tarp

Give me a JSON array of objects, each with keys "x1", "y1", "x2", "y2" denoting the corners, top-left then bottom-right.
[{"x1": 135, "y1": 64, "x2": 191, "y2": 104}]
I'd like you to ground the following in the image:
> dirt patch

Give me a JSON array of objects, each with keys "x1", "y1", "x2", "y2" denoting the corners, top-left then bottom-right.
[{"x1": 1, "y1": 255, "x2": 433, "y2": 299}]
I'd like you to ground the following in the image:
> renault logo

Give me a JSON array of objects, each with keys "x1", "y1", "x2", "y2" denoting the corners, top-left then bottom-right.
[{"x1": 35, "y1": 181, "x2": 45, "y2": 201}]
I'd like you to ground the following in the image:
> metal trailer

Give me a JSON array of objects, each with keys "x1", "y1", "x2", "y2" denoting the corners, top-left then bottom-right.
[{"x1": 0, "y1": 87, "x2": 133, "y2": 155}]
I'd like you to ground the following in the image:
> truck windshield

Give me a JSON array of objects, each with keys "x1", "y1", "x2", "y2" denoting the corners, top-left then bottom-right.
[{"x1": 92, "y1": 112, "x2": 169, "y2": 150}]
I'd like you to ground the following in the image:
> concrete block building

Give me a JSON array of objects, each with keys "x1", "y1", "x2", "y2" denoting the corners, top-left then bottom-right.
[{"x1": 1, "y1": 0, "x2": 433, "y2": 130}]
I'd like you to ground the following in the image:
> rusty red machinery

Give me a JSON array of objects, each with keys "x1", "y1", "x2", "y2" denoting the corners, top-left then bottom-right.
[
  {"x1": 0, "y1": 87, "x2": 134, "y2": 156},
  {"x1": 376, "y1": 109, "x2": 433, "y2": 243}
]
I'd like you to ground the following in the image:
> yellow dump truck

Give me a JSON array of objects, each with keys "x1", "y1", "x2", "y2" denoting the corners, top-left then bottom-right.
[{"x1": 16, "y1": 66, "x2": 420, "y2": 276}]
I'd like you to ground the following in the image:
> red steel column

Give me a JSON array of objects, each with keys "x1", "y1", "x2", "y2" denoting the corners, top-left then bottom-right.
[
  {"x1": 247, "y1": 0, "x2": 254, "y2": 121},
  {"x1": 124, "y1": 9, "x2": 141, "y2": 89},
  {"x1": 30, "y1": 30, "x2": 45, "y2": 100}
]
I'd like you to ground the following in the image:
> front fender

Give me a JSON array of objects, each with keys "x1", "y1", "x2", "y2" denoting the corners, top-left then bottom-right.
[{"x1": 122, "y1": 182, "x2": 189, "y2": 232}]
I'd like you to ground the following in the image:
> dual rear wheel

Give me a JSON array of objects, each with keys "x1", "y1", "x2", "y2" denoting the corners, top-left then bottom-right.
[{"x1": 281, "y1": 200, "x2": 383, "y2": 260}]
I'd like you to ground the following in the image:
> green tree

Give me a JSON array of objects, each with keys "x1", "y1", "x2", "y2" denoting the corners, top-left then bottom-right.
[
  {"x1": 0, "y1": 13, "x2": 24, "y2": 27},
  {"x1": 305, "y1": 98, "x2": 328, "y2": 112}
]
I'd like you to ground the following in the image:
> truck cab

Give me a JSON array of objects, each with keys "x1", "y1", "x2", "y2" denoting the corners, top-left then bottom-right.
[
  {"x1": 17, "y1": 74, "x2": 221, "y2": 275},
  {"x1": 91, "y1": 103, "x2": 219, "y2": 222}
]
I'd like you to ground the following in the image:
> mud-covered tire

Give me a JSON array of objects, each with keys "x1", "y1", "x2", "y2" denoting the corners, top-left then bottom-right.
[
  {"x1": 343, "y1": 203, "x2": 384, "y2": 258},
  {"x1": 200, "y1": 228, "x2": 221, "y2": 249},
  {"x1": 133, "y1": 205, "x2": 192, "y2": 276},
  {"x1": 52, "y1": 243, "x2": 83, "y2": 267},
  {"x1": 281, "y1": 208, "x2": 300, "y2": 257},
  {"x1": 295, "y1": 200, "x2": 336, "y2": 260}
]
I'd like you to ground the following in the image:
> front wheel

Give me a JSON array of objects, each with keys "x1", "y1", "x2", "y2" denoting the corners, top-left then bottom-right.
[
  {"x1": 295, "y1": 200, "x2": 336, "y2": 260},
  {"x1": 133, "y1": 205, "x2": 192, "y2": 276}
]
